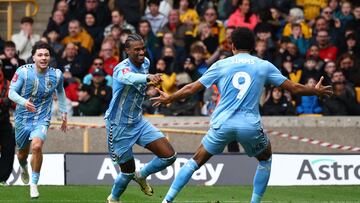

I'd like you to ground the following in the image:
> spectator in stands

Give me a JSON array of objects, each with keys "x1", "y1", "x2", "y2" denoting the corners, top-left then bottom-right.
[
  {"x1": 334, "y1": 1, "x2": 354, "y2": 32},
  {"x1": 289, "y1": 23, "x2": 310, "y2": 56},
  {"x1": 337, "y1": 53, "x2": 360, "y2": 86},
  {"x1": 254, "y1": 40, "x2": 273, "y2": 61},
  {"x1": 323, "y1": 81, "x2": 360, "y2": 115},
  {"x1": 77, "y1": 0, "x2": 111, "y2": 28},
  {"x1": 158, "y1": 9, "x2": 193, "y2": 48},
  {"x1": 73, "y1": 84, "x2": 102, "y2": 116},
  {"x1": 201, "y1": 86, "x2": 219, "y2": 116},
  {"x1": 300, "y1": 56, "x2": 323, "y2": 84},
  {"x1": 321, "y1": 6, "x2": 335, "y2": 27},
  {"x1": 99, "y1": 40, "x2": 119, "y2": 76},
  {"x1": 178, "y1": 0, "x2": 200, "y2": 29},
  {"x1": 44, "y1": 28, "x2": 63, "y2": 57},
  {"x1": 202, "y1": 7, "x2": 226, "y2": 45},
  {"x1": 0, "y1": 41, "x2": 25, "y2": 81},
  {"x1": 156, "y1": 58, "x2": 177, "y2": 95},
  {"x1": 283, "y1": 7, "x2": 312, "y2": 39},
  {"x1": 254, "y1": 23, "x2": 276, "y2": 60},
  {"x1": 331, "y1": 69, "x2": 355, "y2": 97},
  {"x1": 114, "y1": 0, "x2": 143, "y2": 27},
  {"x1": 339, "y1": 33, "x2": 360, "y2": 58},
  {"x1": 144, "y1": 0, "x2": 172, "y2": 17},
  {"x1": 83, "y1": 57, "x2": 112, "y2": 87},
  {"x1": 346, "y1": 3, "x2": 360, "y2": 43},
  {"x1": 220, "y1": 26, "x2": 235, "y2": 53},
  {"x1": 193, "y1": 22, "x2": 218, "y2": 54},
  {"x1": 11, "y1": 17, "x2": 40, "y2": 60},
  {"x1": 103, "y1": 9, "x2": 136, "y2": 37},
  {"x1": 296, "y1": 77, "x2": 323, "y2": 114},
  {"x1": 142, "y1": 85, "x2": 160, "y2": 115},
  {"x1": 227, "y1": 0, "x2": 258, "y2": 30},
  {"x1": 83, "y1": 12, "x2": 104, "y2": 55},
  {"x1": 54, "y1": 0, "x2": 74, "y2": 21},
  {"x1": 143, "y1": 0, "x2": 168, "y2": 35},
  {"x1": 323, "y1": 61, "x2": 337, "y2": 85},
  {"x1": 61, "y1": 19, "x2": 94, "y2": 53},
  {"x1": 59, "y1": 42, "x2": 90, "y2": 80},
  {"x1": 262, "y1": 86, "x2": 295, "y2": 116},
  {"x1": 189, "y1": 43, "x2": 209, "y2": 78},
  {"x1": 88, "y1": 68, "x2": 112, "y2": 114},
  {"x1": 296, "y1": 0, "x2": 327, "y2": 22},
  {"x1": 316, "y1": 30, "x2": 338, "y2": 62},
  {"x1": 156, "y1": 32, "x2": 185, "y2": 72},
  {"x1": 138, "y1": 20, "x2": 160, "y2": 62},
  {"x1": 45, "y1": 10, "x2": 68, "y2": 40}
]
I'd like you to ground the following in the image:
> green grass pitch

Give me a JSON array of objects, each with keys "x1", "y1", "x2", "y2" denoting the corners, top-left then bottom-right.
[{"x1": 1, "y1": 185, "x2": 360, "y2": 203}]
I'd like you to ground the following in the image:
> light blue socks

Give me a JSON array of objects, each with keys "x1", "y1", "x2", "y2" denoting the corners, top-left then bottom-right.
[
  {"x1": 251, "y1": 157, "x2": 272, "y2": 203},
  {"x1": 111, "y1": 172, "x2": 134, "y2": 200},
  {"x1": 164, "y1": 158, "x2": 198, "y2": 202},
  {"x1": 140, "y1": 154, "x2": 177, "y2": 178},
  {"x1": 31, "y1": 172, "x2": 40, "y2": 184}
]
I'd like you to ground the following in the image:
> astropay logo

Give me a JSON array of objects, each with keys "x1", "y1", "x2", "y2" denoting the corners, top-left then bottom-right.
[
  {"x1": 297, "y1": 158, "x2": 360, "y2": 181},
  {"x1": 97, "y1": 157, "x2": 224, "y2": 185}
]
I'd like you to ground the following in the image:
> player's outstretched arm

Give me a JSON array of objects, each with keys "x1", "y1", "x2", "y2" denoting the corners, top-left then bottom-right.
[
  {"x1": 280, "y1": 76, "x2": 333, "y2": 97},
  {"x1": 151, "y1": 81, "x2": 204, "y2": 107}
]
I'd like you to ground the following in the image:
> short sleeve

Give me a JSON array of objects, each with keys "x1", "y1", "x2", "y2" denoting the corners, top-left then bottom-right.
[
  {"x1": 266, "y1": 62, "x2": 287, "y2": 87},
  {"x1": 199, "y1": 62, "x2": 220, "y2": 88}
]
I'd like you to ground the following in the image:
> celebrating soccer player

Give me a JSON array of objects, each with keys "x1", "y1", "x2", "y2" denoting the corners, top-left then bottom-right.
[
  {"x1": 104, "y1": 33, "x2": 177, "y2": 203},
  {"x1": 8, "y1": 42, "x2": 67, "y2": 198},
  {"x1": 151, "y1": 28, "x2": 333, "y2": 203}
]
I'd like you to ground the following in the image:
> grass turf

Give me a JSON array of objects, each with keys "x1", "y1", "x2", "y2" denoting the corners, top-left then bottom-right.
[{"x1": 0, "y1": 185, "x2": 360, "y2": 203}]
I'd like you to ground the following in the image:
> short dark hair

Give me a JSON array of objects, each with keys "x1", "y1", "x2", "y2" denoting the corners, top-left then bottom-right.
[
  {"x1": 20, "y1": 16, "x2": 34, "y2": 24},
  {"x1": 125, "y1": 33, "x2": 143, "y2": 49},
  {"x1": 31, "y1": 42, "x2": 53, "y2": 56},
  {"x1": 231, "y1": 27, "x2": 255, "y2": 51},
  {"x1": 4, "y1": 41, "x2": 16, "y2": 48},
  {"x1": 147, "y1": 0, "x2": 160, "y2": 6}
]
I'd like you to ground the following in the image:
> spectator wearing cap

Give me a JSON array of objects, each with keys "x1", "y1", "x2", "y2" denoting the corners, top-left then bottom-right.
[
  {"x1": 88, "y1": 68, "x2": 112, "y2": 113},
  {"x1": 282, "y1": 8, "x2": 312, "y2": 39},
  {"x1": 0, "y1": 41, "x2": 25, "y2": 81},
  {"x1": 73, "y1": 84, "x2": 102, "y2": 116},
  {"x1": 45, "y1": 10, "x2": 69, "y2": 40},
  {"x1": 83, "y1": 57, "x2": 112, "y2": 87},
  {"x1": 11, "y1": 17, "x2": 40, "y2": 60},
  {"x1": 61, "y1": 19, "x2": 94, "y2": 53},
  {"x1": 103, "y1": 9, "x2": 135, "y2": 37},
  {"x1": 143, "y1": 0, "x2": 168, "y2": 35},
  {"x1": 227, "y1": 0, "x2": 258, "y2": 30},
  {"x1": 339, "y1": 33, "x2": 360, "y2": 58}
]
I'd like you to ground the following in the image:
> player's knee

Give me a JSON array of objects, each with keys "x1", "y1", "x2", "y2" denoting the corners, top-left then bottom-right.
[
  {"x1": 161, "y1": 152, "x2": 177, "y2": 166},
  {"x1": 31, "y1": 143, "x2": 42, "y2": 153}
]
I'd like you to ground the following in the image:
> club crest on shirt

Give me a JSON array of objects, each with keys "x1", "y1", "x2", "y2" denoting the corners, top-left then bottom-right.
[
  {"x1": 122, "y1": 68, "x2": 130, "y2": 75},
  {"x1": 47, "y1": 81, "x2": 53, "y2": 89},
  {"x1": 12, "y1": 73, "x2": 18, "y2": 82}
]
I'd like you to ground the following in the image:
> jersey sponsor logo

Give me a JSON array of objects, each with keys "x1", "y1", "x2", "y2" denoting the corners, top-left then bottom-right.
[
  {"x1": 122, "y1": 68, "x2": 130, "y2": 75},
  {"x1": 12, "y1": 73, "x2": 19, "y2": 82}
]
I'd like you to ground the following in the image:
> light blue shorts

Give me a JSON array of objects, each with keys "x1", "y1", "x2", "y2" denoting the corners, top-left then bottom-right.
[
  {"x1": 15, "y1": 123, "x2": 49, "y2": 149},
  {"x1": 106, "y1": 118, "x2": 164, "y2": 164},
  {"x1": 201, "y1": 125, "x2": 269, "y2": 157}
]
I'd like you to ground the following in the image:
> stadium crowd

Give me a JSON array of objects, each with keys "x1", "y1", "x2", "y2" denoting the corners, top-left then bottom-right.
[{"x1": 1, "y1": 0, "x2": 360, "y2": 117}]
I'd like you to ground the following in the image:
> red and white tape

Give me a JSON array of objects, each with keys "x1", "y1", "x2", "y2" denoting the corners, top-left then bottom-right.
[
  {"x1": 152, "y1": 121, "x2": 210, "y2": 127},
  {"x1": 265, "y1": 129, "x2": 360, "y2": 152}
]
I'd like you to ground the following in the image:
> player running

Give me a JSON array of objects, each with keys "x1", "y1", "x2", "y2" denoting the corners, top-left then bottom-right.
[
  {"x1": 8, "y1": 42, "x2": 67, "y2": 198},
  {"x1": 151, "y1": 27, "x2": 333, "y2": 203},
  {"x1": 105, "y1": 33, "x2": 177, "y2": 203}
]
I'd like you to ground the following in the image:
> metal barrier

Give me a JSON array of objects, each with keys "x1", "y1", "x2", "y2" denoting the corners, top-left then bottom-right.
[{"x1": 0, "y1": 0, "x2": 39, "y2": 40}]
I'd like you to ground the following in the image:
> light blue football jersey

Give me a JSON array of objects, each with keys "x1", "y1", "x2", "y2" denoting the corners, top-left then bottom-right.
[
  {"x1": 104, "y1": 57, "x2": 150, "y2": 125},
  {"x1": 9, "y1": 64, "x2": 65, "y2": 126},
  {"x1": 199, "y1": 53, "x2": 287, "y2": 129}
]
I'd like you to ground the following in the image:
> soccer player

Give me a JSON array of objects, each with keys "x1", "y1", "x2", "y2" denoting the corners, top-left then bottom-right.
[
  {"x1": 151, "y1": 28, "x2": 333, "y2": 203},
  {"x1": 8, "y1": 42, "x2": 67, "y2": 198},
  {"x1": 105, "y1": 33, "x2": 177, "y2": 203}
]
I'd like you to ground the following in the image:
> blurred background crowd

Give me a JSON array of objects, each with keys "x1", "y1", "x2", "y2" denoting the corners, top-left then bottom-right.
[{"x1": 1, "y1": 0, "x2": 360, "y2": 118}]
